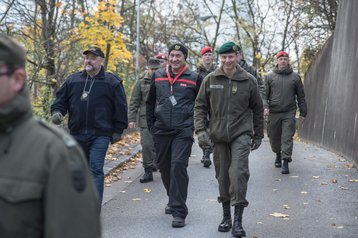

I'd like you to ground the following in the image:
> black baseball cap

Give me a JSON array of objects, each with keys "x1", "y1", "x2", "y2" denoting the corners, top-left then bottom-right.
[{"x1": 83, "y1": 46, "x2": 105, "y2": 58}]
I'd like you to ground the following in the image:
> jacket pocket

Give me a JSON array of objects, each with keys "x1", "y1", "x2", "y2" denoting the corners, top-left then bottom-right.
[{"x1": 0, "y1": 178, "x2": 43, "y2": 203}]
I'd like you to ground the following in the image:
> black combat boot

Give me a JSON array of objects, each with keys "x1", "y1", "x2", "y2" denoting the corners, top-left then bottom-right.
[
  {"x1": 218, "y1": 201, "x2": 232, "y2": 232},
  {"x1": 203, "y1": 150, "x2": 212, "y2": 168},
  {"x1": 232, "y1": 206, "x2": 246, "y2": 237},
  {"x1": 281, "y1": 159, "x2": 290, "y2": 174},
  {"x1": 275, "y1": 152, "x2": 282, "y2": 168},
  {"x1": 140, "y1": 168, "x2": 153, "y2": 183}
]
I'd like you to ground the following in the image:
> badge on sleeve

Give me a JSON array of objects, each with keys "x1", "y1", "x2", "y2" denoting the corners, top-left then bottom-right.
[{"x1": 71, "y1": 167, "x2": 86, "y2": 192}]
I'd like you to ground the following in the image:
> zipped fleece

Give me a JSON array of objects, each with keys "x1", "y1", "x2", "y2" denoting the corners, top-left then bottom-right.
[
  {"x1": 146, "y1": 66, "x2": 202, "y2": 131},
  {"x1": 51, "y1": 67, "x2": 128, "y2": 136},
  {"x1": 194, "y1": 65, "x2": 264, "y2": 143},
  {"x1": 264, "y1": 66, "x2": 307, "y2": 117}
]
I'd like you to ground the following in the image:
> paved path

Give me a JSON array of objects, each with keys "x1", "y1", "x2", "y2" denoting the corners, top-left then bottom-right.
[{"x1": 101, "y1": 138, "x2": 358, "y2": 238}]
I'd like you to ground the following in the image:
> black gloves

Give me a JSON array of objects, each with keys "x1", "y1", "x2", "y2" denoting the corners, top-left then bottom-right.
[{"x1": 251, "y1": 137, "x2": 262, "y2": 151}]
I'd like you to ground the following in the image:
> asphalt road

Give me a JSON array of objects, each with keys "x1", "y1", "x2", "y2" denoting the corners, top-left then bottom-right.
[{"x1": 101, "y1": 138, "x2": 358, "y2": 238}]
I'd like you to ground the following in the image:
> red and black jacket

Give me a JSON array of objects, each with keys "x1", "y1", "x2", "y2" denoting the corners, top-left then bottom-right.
[{"x1": 146, "y1": 65, "x2": 202, "y2": 132}]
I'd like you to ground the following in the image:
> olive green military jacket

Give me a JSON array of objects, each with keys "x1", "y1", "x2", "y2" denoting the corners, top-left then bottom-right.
[
  {"x1": 128, "y1": 70, "x2": 153, "y2": 128},
  {"x1": 0, "y1": 88, "x2": 101, "y2": 238},
  {"x1": 194, "y1": 65, "x2": 264, "y2": 143},
  {"x1": 264, "y1": 66, "x2": 307, "y2": 117}
]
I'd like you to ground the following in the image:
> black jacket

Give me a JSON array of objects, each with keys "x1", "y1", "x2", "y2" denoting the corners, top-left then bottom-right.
[
  {"x1": 146, "y1": 65, "x2": 202, "y2": 132},
  {"x1": 51, "y1": 67, "x2": 128, "y2": 136}
]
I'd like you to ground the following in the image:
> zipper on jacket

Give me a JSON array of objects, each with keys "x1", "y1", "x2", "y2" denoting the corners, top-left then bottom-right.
[{"x1": 226, "y1": 78, "x2": 231, "y2": 142}]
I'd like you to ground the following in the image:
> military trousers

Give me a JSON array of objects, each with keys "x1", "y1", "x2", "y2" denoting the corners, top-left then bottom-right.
[
  {"x1": 213, "y1": 134, "x2": 251, "y2": 207},
  {"x1": 140, "y1": 128, "x2": 157, "y2": 169},
  {"x1": 267, "y1": 111, "x2": 296, "y2": 160},
  {"x1": 152, "y1": 128, "x2": 193, "y2": 219}
]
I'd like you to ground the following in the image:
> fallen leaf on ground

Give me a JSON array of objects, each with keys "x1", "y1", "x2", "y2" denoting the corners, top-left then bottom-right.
[
  {"x1": 336, "y1": 226, "x2": 344, "y2": 229},
  {"x1": 312, "y1": 176, "x2": 320, "y2": 179},
  {"x1": 120, "y1": 190, "x2": 126, "y2": 193},
  {"x1": 283, "y1": 204, "x2": 290, "y2": 209},
  {"x1": 290, "y1": 176, "x2": 299, "y2": 178},
  {"x1": 270, "y1": 212, "x2": 289, "y2": 218},
  {"x1": 303, "y1": 202, "x2": 309, "y2": 205},
  {"x1": 331, "y1": 179, "x2": 337, "y2": 183},
  {"x1": 206, "y1": 198, "x2": 217, "y2": 202},
  {"x1": 274, "y1": 178, "x2": 281, "y2": 181},
  {"x1": 144, "y1": 188, "x2": 151, "y2": 193},
  {"x1": 124, "y1": 180, "x2": 132, "y2": 183},
  {"x1": 321, "y1": 182, "x2": 328, "y2": 185},
  {"x1": 132, "y1": 198, "x2": 141, "y2": 201},
  {"x1": 349, "y1": 179, "x2": 358, "y2": 182},
  {"x1": 339, "y1": 186, "x2": 349, "y2": 190},
  {"x1": 301, "y1": 191, "x2": 308, "y2": 194},
  {"x1": 105, "y1": 184, "x2": 112, "y2": 187}
]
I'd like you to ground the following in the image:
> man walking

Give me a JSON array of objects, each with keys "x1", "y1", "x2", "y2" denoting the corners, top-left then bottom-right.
[
  {"x1": 196, "y1": 46, "x2": 216, "y2": 168},
  {"x1": 128, "y1": 58, "x2": 160, "y2": 183},
  {"x1": 147, "y1": 43, "x2": 202, "y2": 228},
  {"x1": 236, "y1": 45, "x2": 265, "y2": 99},
  {"x1": 264, "y1": 51, "x2": 307, "y2": 174},
  {"x1": 51, "y1": 46, "x2": 128, "y2": 204},
  {"x1": 195, "y1": 42, "x2": 264, "y2": 237},
  {"x1": 0, "y1": 34, "x2": 100, "y2": 237}
]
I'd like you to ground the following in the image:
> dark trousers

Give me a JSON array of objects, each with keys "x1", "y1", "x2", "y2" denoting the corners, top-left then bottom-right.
[
  {"x1": 267, "y1": 111, "x2": 296, "y2": 160},
  {"x1": 72, "y1": 134, "x2": 110, "y2": 205},
  {"x1": 153, "y1": 128, "x2": 193, "y2": 219}
]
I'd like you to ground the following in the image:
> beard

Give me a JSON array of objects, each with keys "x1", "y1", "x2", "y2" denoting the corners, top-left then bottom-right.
[{"x1": 85, "y1": 64, "x2": 94, "y2": 72}]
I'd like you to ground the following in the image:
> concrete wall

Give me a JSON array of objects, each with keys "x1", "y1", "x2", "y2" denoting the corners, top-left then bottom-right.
[{"x1": 299, "y1": 0, "x2": 358, "y2": 165}]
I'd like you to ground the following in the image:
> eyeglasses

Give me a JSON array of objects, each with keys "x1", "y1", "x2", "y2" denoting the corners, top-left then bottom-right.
[{"x1": 0, "y1": 71, "x2": 11, "y2": 77}]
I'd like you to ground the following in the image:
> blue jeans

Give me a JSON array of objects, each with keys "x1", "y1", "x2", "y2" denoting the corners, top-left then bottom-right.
[{"x1": 72, "y1": 134, "x2": 110, "y2": 205}]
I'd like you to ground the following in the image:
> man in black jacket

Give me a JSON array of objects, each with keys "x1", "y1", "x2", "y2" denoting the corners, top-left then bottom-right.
[
  {"x1": 147, "y1": 43, "x2": 202, "y2": 228},
  {"x1": 51, "y1": 46, "x2": 128, "y2": 205}
]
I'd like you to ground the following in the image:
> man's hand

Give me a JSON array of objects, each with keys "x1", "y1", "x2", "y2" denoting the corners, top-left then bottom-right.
[
  {"x1": 263, "y1": 108, "x2": 270, "y2": 117},
  {"x1": 251, "y1": 137, "x2": 262, "y2": 151},
  {"x1": 197, "y1": 130, "x2": 213, "y2": 150},
  {"x1": 128, "y1": 122, "x2": 137, "y2": 128},
  {"x1": 51, "y1": 111, "x2": 63, "y2": 125},
  {"x1": 111, "y1": 132, "x2": 122, "y2": 144}
]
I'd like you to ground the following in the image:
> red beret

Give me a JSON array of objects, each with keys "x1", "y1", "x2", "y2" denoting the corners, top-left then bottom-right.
[
  {"x1": 200, "y1": 46, "x2": 213, "y2": 56},
  {"x1": 275, "y1": 51, "x2": 289, "y2": 58},
  {"x1": 155, "y1": 53, "x2": 168, "y2": 60}
]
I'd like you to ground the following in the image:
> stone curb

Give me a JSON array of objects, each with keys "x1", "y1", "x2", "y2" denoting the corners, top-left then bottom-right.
[{"x1": 104, "y1": 143, "x2": 142, "y2": 176}]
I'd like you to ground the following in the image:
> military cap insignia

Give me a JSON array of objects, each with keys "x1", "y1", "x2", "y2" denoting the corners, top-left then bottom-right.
[
  {"x1": 175, "y1": 45, "x2": 181, "y2": 50},
  {"x1": 233, "y1": 45, "x2": 238, "y2": 51}
]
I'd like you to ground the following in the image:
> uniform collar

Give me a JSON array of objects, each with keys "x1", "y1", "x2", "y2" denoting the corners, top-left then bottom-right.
[{"x1": 0, "y1": 86, "x2": 32, "y2": 133}]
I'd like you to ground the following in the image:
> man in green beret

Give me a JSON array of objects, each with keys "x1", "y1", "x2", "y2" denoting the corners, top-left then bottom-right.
[
  {"x1": 194, "y1": 41, "x2": 264, "y2": 237},
  {"x1": 0, "y1": 34, "x2": 100, "y2": 237}
]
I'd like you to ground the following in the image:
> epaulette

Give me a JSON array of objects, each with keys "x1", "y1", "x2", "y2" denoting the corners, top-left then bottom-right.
[{"x1": 36, "y1": 119, "x2": 77, "y2": 148}]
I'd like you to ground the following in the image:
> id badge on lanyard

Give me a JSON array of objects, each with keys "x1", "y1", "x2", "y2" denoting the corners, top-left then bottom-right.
[{"x1": 166, "y1": 65, "x2": 187, "y2": 106}]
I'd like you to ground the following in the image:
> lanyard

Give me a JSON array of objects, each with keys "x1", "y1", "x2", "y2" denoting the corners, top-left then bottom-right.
[{"x1": 166, "y1": 65, "x2": 188, "y2": 94}]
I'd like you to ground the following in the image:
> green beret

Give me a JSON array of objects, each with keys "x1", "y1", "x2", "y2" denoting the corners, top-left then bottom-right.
[
  {"x1": 0, "y1": 34, "x2": 26, "y2": 68},
  {"x1": 218, "y1": 42, "x2": 239, "y2": 54}
]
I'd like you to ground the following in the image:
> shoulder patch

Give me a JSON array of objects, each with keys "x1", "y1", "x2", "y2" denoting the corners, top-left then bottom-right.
[{"x1": 37, "y1": 119, "x2": 77, "y2": 147}]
